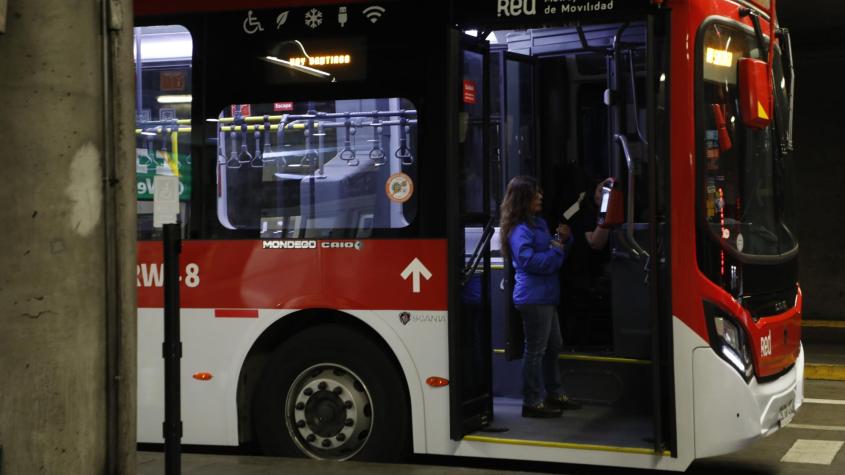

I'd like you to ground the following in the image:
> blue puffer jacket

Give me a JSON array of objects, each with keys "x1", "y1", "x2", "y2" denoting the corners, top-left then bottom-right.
[{"x1": 508, "y1": 217, "x2": 570, "y2": 306}]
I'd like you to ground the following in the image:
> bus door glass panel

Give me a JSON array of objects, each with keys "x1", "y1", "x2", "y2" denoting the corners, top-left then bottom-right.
[
  {"x1": 211, "y1": 98, "x2": 418, "y2": 239},
  {"x1": 500, "y1": 53, "x2": 536, "y2": 361},
  {"x1": 489, "y1": 49, "x2": 504, "y2": 206},
  {"x1": 487, "y1": 48, "x2": 504, "y2": 356},
  {"x1": 133, "y1": 25, "x2": 193, "y2": 240},
  {"x1": 504, "y1": 55, "x2": 537, "y2": 184},
  {"x1": 453, "y1": 34, "x2": 493, "y2": 437},
  {"x1": 487, "y1": 49, "x2": 537, "y2": 200},
  {"x1": 461, "y1": 50, "x2": 487, "y2": 216},
  {"x1": 604, "y1": 24, "x2": 654, "y2": 359}
]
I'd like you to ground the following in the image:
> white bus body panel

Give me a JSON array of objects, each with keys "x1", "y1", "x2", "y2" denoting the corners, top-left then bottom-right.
[
  {"x1": 139, "y1": 308, "x2": 245, "y2": 445},
  {"x1": 137, "y1": 308, "x2": 440, "y2": 451},
  {"x1": 139, "y1": 310, "x2": 800, "y2": 471},
  {"x1": 693, "y1": 341, "x2": 804, "y2": 459},
  {"x1": 674, "y1": 317, "x2": 804, "y2": 463}
]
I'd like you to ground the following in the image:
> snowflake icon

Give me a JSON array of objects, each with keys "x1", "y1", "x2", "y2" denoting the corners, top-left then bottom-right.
[{"x1": 305, "y1": 8, "x2": 323, "y2": 29}]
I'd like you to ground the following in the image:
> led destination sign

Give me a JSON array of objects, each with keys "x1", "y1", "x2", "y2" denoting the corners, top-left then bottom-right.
[
  {"x1": 705, "y1": 47, "x2": 734, "y2": 67},
  {"x1": 288, "y1": 54, "x2": 352, "y2": 67}
]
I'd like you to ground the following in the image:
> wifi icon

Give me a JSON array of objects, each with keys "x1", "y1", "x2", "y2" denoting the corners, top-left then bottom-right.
[{"x1": 363, "y1": 5, "x2": 386, "y2": 23}]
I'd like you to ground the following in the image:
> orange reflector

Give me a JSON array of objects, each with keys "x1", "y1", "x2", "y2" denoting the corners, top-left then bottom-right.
[
  {"x1": 426, "y1": 376, "x2": 449, "y2": 387},
  {"x1": 192, "y1": 372, "x2": 213, "y2": 381}
]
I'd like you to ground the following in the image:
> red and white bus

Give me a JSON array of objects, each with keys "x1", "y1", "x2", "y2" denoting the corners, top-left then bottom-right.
[{"x1": 133, "y1": 0, "x2": 802, "y2": 470}]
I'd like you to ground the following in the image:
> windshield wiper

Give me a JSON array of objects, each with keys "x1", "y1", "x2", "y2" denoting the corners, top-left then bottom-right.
[
  {"x1": 739, "y1": 8, "x2": 768, "y2": 60},
  {"x1": 777, "y1": 28, "x2": 796, "y2": 154}
]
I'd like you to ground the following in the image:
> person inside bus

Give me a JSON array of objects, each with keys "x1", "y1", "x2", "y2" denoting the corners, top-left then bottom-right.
[
  {"x1": 500, "y1": 176, "x2": 581, "y2": 418},
  {"x1": 564, "y1": 177, "x2": 615, "y2": 274},
  {"x1": 560, "y1": 176, "x2": 615, "y2": 347}
]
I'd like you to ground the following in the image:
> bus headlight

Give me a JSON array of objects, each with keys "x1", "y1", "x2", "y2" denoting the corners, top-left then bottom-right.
[{"x1": 705, "y1": 303, "x2": 754, "y2": 381}]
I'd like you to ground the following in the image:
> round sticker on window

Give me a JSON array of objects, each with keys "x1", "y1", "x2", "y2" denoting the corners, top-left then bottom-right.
[
  {"x1": 736, "y1": 233, "x2": 744, "y2": 253},
  {"x1": 385, "y1": 172, "x2": 414, "y2": 203}
]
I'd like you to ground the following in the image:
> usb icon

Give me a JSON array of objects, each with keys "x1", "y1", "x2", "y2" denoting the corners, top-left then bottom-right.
[{"x1": 338, "y1": 7, "x2": 348, "y2": 27}]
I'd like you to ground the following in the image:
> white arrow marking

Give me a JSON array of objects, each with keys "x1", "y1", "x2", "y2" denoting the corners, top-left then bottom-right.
[{"x1": 401, "y1": 258, "x2": 432, "y2": 293}]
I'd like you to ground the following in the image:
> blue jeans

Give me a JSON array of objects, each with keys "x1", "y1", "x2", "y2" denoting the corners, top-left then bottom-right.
[{"x1": 517, "y1": 304, "x2": 563, "y2": 406}]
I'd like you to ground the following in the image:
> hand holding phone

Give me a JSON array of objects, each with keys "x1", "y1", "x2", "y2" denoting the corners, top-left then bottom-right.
[{"x1": 554, "y1": 223, "x2": 571, "y2": 243}]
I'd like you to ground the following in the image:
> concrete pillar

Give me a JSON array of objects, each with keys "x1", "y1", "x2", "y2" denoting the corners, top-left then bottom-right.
[{"x1": 0, "y1": 0, "x2": 136, "y2": 473}]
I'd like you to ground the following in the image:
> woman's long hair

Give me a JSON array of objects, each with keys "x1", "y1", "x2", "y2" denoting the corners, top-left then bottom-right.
[{"x1": 499, "y1": 176, "x2": 540, "y2": 261}]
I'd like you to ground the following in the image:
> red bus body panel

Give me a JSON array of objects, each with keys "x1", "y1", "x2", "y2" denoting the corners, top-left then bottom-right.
[
  {"x1": 137, "y1": 239, "x2": 448, "y2": 311},
  {"x1": 670, "y1": 0, "x2": 800, "y2": 378}
]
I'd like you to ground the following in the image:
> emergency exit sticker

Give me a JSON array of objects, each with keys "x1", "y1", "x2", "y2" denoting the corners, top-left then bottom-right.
[
  {"x1": 231, "y1": 104, "x2": 252, "y2": 118},
  {"x1": 274, "y1": 102, "x2": 294, "y2": 112},
  {"x1": 463, "y1": 80, "x2": 477, "y2": 104}
]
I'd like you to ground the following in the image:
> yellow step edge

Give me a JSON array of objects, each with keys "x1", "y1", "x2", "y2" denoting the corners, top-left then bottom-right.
[
  {"x1": 802, "y1": 320, "x2": 845, "y2": 329},
  {"x1": 493, "y1": 349, "x2": 651, "y2": 365},
  {"x1": 464, "y1": 434, "x2": 671, "y2": 456},
  {"x1": 805, "y1": 364, "x2": 845, "y2": 381}
]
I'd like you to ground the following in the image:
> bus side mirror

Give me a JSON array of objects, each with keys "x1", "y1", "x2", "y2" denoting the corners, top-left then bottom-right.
[{"x1": 738, "y1": 58, "x2": 773, "y2": 129}]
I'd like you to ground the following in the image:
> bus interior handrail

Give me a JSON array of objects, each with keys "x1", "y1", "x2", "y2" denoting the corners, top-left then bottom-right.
[
  {"x1": 136, "y1": 109, "x2": 418, "y2": 173},
  {"x1": 462, "y1": 217, "x2": 496, "y2": 286},
  {"x1": 614, "y1": 133, "x2": 648, "y2": 259}
]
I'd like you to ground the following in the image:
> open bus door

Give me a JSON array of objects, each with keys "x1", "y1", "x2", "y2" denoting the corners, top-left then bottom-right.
[
  {"x1": 602, "y1": 14, "x2": 674, "y2": 455},
  {"x1": 494, "y1": 48, "x2": 538, "y2": 363},
  {"x1": 447, "y1": 30, "x2": 494, "y2": 440},
  {"x1": 447, "y1": 3, "x2": 674, "y2": 453}
]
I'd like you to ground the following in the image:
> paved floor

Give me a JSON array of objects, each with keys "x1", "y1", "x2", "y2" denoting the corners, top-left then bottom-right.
[
  {"x1": 803, "y1": 325, "x2": 845, "y2": 366},
  {"x1": 687, "y1": 380, "x2": 845, "y2": 475},
  {"x1": 137, "y1": 452, "x2": 538, "y2": 475},
  {"x1": 138, "y1": 381, "x2": 845, "y2": 475}
]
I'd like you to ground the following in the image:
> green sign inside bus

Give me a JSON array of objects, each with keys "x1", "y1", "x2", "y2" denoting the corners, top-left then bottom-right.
[{"x1": 136, "y1": 148, "x2": 192, "y2": 201}]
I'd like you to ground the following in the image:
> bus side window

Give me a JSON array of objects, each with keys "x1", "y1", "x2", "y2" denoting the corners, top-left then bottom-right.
[
  {"x1": 214, "y1": 98, "x2": 418, "y2": 239},
  {"x1": 133, "y1": 25, "x2": 193, "y2": 240}
]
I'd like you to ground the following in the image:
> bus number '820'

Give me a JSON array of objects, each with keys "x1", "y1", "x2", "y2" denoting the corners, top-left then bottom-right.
[{"x1": 137, "y1": 263, "x2": 201, "y2": 288}]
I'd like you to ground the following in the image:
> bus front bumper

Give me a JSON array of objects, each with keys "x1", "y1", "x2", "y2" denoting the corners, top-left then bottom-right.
[{"x1": 693, "y1": 343, "x2": 804, "y2": 459}]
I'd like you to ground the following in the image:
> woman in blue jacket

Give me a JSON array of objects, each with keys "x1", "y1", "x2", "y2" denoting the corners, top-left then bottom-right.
[{"x1": 500, "y1": 176, "x2": 580, "y2": 418}]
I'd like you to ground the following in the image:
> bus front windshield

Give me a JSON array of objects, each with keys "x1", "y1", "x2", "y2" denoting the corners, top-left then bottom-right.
[{"x1": 698, "y1": 23, "x2": 797, "y2": 258}]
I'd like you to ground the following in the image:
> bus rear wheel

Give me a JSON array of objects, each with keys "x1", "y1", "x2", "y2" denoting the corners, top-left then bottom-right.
[{"x1": 252, "y1": 324, "x2": 410, "y2": 462}]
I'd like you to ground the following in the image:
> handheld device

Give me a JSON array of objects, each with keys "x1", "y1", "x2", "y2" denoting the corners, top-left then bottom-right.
[
  {"x1": 600, "y1": 184, "x2": 612, "y2": 214},
  {"x1": 597, "y1": 179, "x2": 623, "y2": 228}
]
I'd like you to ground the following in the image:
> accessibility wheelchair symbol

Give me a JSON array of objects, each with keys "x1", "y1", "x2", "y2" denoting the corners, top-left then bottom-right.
[{"x1": 243, "y1": 10, "x2": 264, "y2": 35}]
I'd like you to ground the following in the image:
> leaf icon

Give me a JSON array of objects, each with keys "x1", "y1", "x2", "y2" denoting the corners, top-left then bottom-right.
[{"x1": 276, "y1": 11, "x2": 289, "y2": 28}]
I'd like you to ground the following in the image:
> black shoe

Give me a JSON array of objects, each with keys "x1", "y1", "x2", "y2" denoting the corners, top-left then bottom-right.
[
  {"x1": 545, "y1": 394, "x2": 582, "y2": 410},
  {"x1": 521, "y1": 402, "x2": 563, "y2": 418}
]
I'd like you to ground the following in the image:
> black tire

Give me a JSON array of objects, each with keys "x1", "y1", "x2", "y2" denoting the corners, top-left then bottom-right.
[{"x1": 252, "y1": 324, "x2": 410, "y2": 462}]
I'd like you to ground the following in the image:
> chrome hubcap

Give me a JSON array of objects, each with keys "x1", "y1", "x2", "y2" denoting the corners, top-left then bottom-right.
[{"x1": 285, "y1": 364, "x2": 373, "y2": 460}]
